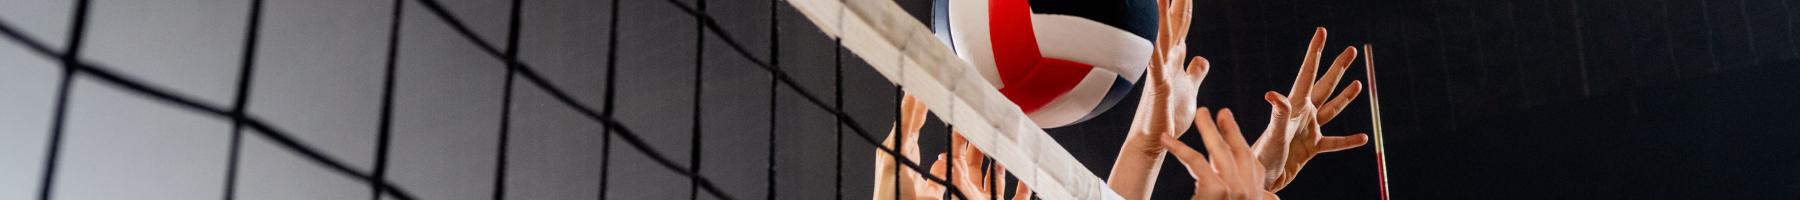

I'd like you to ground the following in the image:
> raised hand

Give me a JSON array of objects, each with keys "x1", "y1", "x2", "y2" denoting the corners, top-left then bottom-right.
[
  {"x1": 1251, "y1": 27, "x2": 1371, "y2": 192},
  {"x1": 1139, "y1": 0, "x2": 1208, "y2": 142},
  {"x1": 874, "y1": 94, "x2": 933, "y2": 200},
  {"x1": 1109, "y1": 0, "x2": 1209, "y2": 198},
  {"x1": 874, "y1": 94, "x2": 1031, "y2": 200},
  {"x1": 921, "y1": 133, "x2": 1029, "y2": 200},
  {"x1": 1163, "y1": 108, "x2": 1279, "y2": 200}
]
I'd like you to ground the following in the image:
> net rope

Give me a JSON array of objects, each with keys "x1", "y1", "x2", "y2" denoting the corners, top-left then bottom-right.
[
  {"x1": 33, "y1": 0, "x2": 91, "y2": 199},
  {"x1": 219, "y1": 0, "x2": 266, "y2": 199},
  {"x1": 0, "y1": 0, "x2": 997, "y2": 199},
  {"x1": 491, "y1": 0, "x2": 526, "y2": 198},
  {"x1": 371, "y1": 0, "x2": 406, "y2": 198}
]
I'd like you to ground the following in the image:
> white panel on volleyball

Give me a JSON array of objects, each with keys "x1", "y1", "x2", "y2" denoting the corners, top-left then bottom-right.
[{"x1": 785, "y1": 0, "x2": 1126, "y2": 200}]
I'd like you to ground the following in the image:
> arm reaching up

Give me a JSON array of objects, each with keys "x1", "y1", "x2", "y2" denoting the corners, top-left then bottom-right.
[
  {"x1": 1107, "y1": 0, "x2": 1213, "y2": 199},
  {"x1": 1251, "y1": 27, "x2": 1371, "y2": 192}
]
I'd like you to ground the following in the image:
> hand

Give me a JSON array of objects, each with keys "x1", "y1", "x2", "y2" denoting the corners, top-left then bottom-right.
[
  {"x1": 874, "y1": 94, "x2": 1032, "y2": 200},
  {"x1": 1250, "y1": 27, "x2": 1370, "y2": 192},
  {"x1": 874, "y1": 94, "x2": 933, "y2": 200},
  {"x1": 920, "y1": 133, "x2": 1031, "y2": 200},
  {"x1": 1136, "y1": 0, "x2": 1208, "y2": 146},
  {"x1": 1109, "y1": 0, "x2": 1208, "y2": 198},
  {"x1": 1163, "y1": 108, "x2": 1279, "y2": 200}
]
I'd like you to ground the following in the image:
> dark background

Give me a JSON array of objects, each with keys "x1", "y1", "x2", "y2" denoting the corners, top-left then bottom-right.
[{"x1": 895, "y1": 0, "x2": 1800, "y2": 199}]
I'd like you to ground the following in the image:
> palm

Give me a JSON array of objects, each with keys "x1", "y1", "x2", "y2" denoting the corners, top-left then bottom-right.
[
  {"x1": 1135, "y1": 0, "x2": 1207, "y2": 147},
  {"x1": 1106, "y1": 0, "x2": 1209, "y2": 199},
  {"x1": 1251, "y1": 28, "x2": 1370, "y2": 192}
]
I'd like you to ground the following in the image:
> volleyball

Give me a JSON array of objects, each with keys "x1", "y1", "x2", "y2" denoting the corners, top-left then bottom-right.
[{"x1": 932, "y1": 0, "x2": 1157, "y2": 128}]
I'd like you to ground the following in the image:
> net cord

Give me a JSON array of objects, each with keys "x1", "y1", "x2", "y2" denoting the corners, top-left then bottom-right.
[
  {"x1": 0, "y1": 0, "x2": 980, "y2": 199},
  {"x1": 371, "y1": 0, "x2": 406, "y2": 198},
  {"x1": 492, "y1": 0, "x2": 526, "y2": 198},
  {"x1": 35, "y1": 0, "x2": 91, "y2": 199},
  {"x1": 220, "y1": 0, "x2": 267, "y2": 198}
]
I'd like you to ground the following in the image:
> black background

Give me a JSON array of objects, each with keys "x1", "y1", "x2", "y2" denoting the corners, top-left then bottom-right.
[{"x1": 893, "y1": 0, "x2": 1800, "y2": 199}]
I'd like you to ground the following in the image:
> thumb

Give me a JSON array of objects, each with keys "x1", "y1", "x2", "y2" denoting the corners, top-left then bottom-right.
[
  {"x1": 1264, "y1": 91, "x2": 1289, "y2": 115},
  {"x1": 1263, "y1": 91, "x2": 1292, "y2": 131},
  {"x1": 1188, "y1": 56, "x2": 1210, "y2": 85}
]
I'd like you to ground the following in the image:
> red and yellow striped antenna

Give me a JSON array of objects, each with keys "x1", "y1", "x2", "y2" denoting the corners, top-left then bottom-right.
[{"x1": 1363, "y1": 44, "x2": 1390, "y2": 200}]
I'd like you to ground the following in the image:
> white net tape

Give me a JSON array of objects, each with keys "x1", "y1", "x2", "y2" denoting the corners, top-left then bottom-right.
[{"x1": 786, "y1": 1, "x2": 1124, "y2": 199}]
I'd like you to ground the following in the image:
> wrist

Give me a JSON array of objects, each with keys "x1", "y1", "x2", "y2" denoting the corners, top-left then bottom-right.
[
  {"x1": 1121, "y1": 129, "x2": 1168, "y2": 157},
  {"x1": 1109, "y1": 134, "x2": 1167, "y2": 200}
]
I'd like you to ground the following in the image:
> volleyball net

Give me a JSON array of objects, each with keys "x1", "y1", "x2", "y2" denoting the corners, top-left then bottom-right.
[{"x1": 0, "y1": 0, "x2": 1120, "y2": 199}]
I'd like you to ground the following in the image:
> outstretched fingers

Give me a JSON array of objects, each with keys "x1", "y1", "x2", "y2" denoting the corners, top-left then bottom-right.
[
  {"x1": 1291, "y1": 27, "x2": 1328, "y2": 104},
  {"x1": 1231, "y1": 110, "x2": 1279, "y2": 199},
  {"x1": 1159, "y1": 133, "x2": 1217, "y2": 180},
  {"x1": 1172, "y1": 0, "x2": 1193, "y2": 41},
  {"x1": 1193, "y1": 108, "x2": 1238, "y2": 180},
  {"x1": 1214, "y1": 109, "x2": 1259, "y2": 188},
  {"x1": 1310, "y1": 46, "x2": 1358, "y2": 106},
  {"x1": 1316, "y1": 134, "x2": 1369, "y2": 153},
  {"x1": 1316, "y1": 80, "x2": 1363, "y2": 123},
  {"x1": 1156, "y1": 0, "x2": 1192, "y2": 48},
  {"x1": 1152, "y1": 0, "x2": 1176, "y2": 67}
]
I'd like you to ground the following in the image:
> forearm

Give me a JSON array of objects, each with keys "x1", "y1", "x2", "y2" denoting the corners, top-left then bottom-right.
[{"x1": 1107, "y1": 128, "x2": 1168, "y2": 200}]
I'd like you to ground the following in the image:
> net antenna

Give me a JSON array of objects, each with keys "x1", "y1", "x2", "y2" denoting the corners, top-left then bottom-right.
[
  {"x1": 786, "y1": 1, "x2": 1124, "y2": 199},
  {"x1": 1364, "y1": 44, "x2": 1391, "y2": 200}
]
